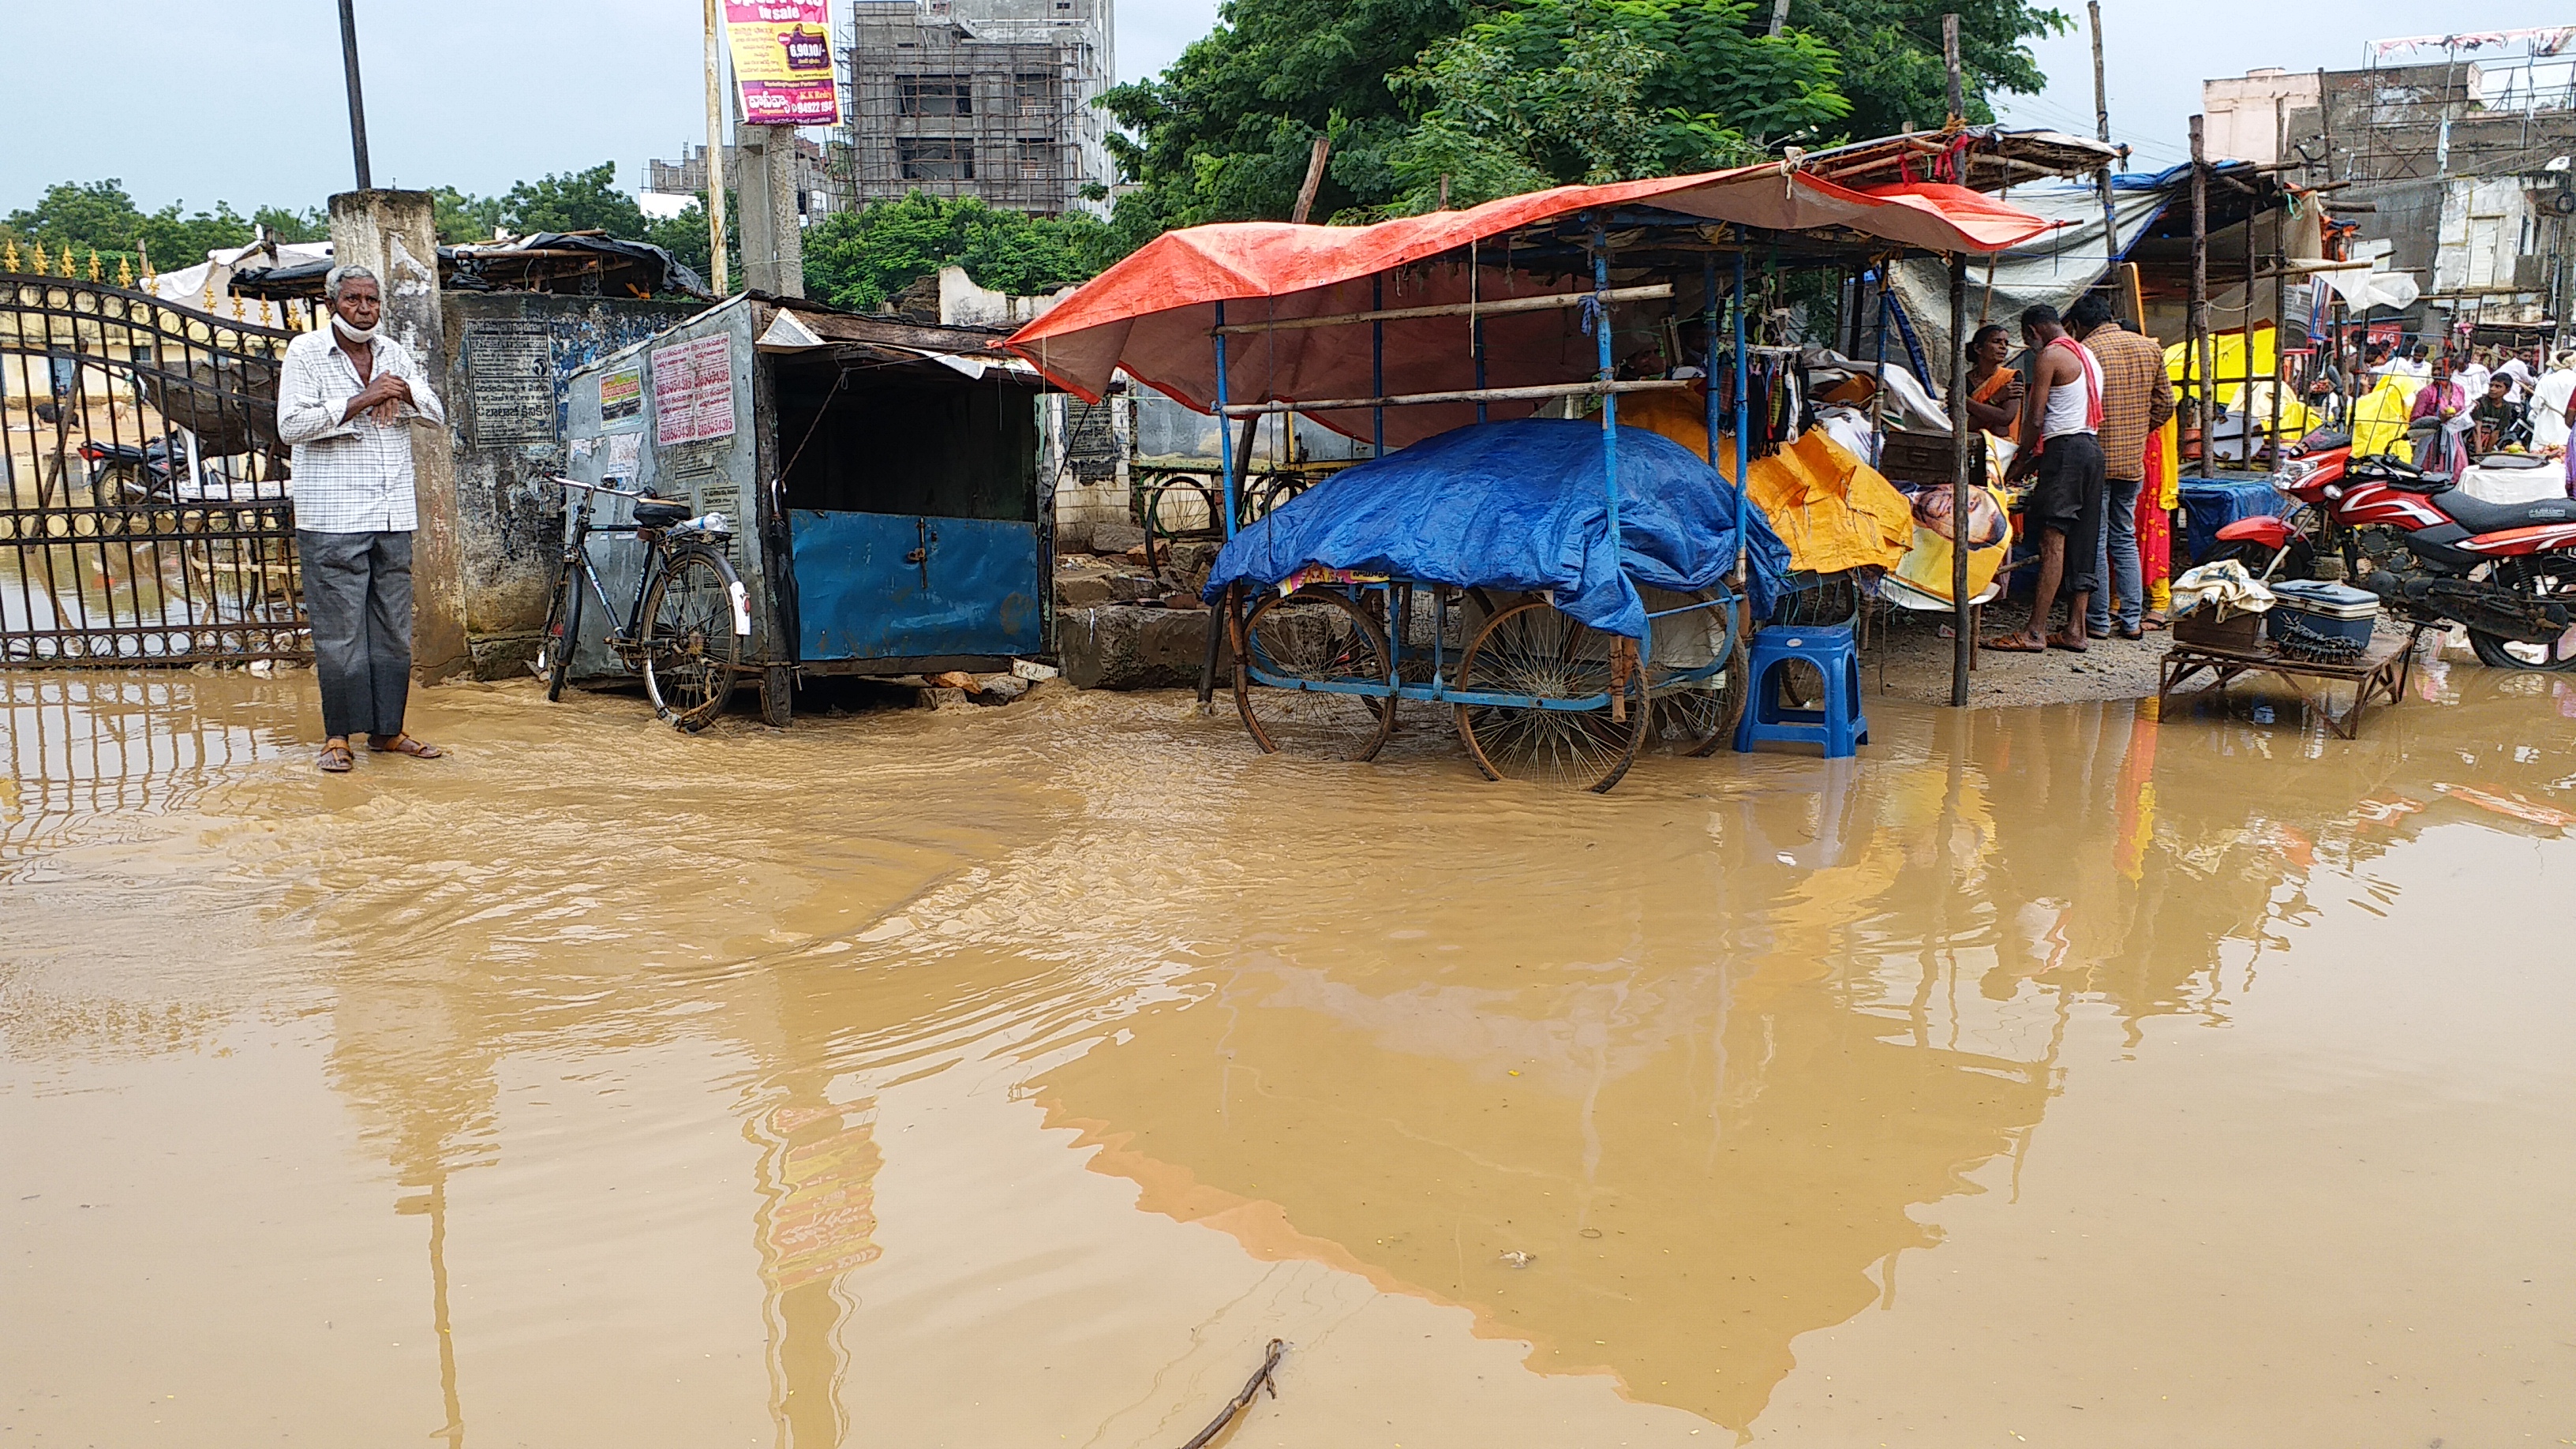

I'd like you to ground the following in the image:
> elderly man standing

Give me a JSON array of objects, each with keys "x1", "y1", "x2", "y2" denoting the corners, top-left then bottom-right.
[
  {"x1": 2066, "y1": 294, "x2": 2176, "y2": 638},
  {"x1": 275, "y1": 265, "x2": 447, "y2": 773}
]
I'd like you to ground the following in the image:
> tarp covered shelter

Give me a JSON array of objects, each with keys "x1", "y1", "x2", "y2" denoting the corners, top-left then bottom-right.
[{"x1": 1008, "y1": 132, "x2": 2102, "y2": 449}]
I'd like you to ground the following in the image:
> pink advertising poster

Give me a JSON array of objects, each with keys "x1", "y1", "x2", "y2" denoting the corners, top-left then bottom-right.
[
  {"x1": 724, "y1": 1, "x2": 840, "y2": 127},
  {"x1": 651, "y1": 335, "x2": 737, "y2": 448}
]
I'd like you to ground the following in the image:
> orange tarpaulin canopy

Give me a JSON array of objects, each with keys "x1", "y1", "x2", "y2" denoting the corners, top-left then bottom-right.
[{"x1": 1006, "y1": 167, "x2": 2064, "y2": 448}]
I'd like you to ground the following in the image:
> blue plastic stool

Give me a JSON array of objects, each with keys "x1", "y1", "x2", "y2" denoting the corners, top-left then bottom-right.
[{"x1": 1732, "y1": 623, "x2": 1869, "y2": 758}]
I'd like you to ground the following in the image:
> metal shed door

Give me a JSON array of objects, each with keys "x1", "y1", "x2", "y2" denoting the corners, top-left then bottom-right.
[{"x1": 788, "y1": 510, "x2": 1042, "y2": 662}]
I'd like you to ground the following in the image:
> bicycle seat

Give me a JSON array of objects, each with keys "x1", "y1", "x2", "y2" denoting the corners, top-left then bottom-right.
[{"x1": 631, "y1": 496, "x2": 692, "y2": 526}]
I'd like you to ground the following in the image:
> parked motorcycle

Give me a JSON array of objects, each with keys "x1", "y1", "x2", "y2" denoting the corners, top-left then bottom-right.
[
  {"x1": 75, "y1": 437, "x2": 182, "y2": 504},
  {"x1": 2209, "y1": 436, "x2": 2576, "y2": 671}
]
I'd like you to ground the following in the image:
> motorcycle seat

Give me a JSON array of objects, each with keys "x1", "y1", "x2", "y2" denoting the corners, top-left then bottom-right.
[{"x1": 2436, "y1": 489, "x2": 2576, "y2": 534}]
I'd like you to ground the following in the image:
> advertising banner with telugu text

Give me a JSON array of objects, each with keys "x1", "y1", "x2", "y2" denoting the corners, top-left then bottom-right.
[{"x1": 724, "y1": 0, "x2": 839, "y2": 127}]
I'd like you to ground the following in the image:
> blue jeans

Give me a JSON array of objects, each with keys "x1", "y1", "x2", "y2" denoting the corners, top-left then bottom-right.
[{"x1": 2089, "y1": 474, "x2": 2144, "y2": 634}]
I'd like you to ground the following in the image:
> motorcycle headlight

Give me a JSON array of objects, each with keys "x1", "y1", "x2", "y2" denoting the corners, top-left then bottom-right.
[{"x1": 2279, "y1": 459, "x2": 2318, "y2": 489}]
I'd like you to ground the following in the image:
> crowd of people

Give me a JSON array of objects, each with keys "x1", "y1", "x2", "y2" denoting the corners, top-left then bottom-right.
[{"x1": 2337, "y1": 338, "x2": 2576, "y2": 472}]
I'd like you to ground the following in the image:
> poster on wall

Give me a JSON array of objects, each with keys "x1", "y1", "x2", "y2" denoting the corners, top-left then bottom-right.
[
  {"x1": 599, "y1": 363, "x2": 644, "y2": 425},
  {"x1": 652, "y1": 335, "x2": 737, "y2": 448},
  {"x1": 724, "y1": 0, "x2": 840, "y2": 127}
]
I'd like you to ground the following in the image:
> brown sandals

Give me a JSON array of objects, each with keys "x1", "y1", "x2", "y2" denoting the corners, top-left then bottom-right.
[
  {"x1": 319, "y1": 740, "x2": 354, "y2": 773},
  {"x1": 370, "y1": 732, "x2": 445, "y2": 759}
]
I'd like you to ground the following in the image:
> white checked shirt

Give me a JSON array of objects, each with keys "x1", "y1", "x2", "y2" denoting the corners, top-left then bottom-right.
[{"x1": 276, "y1": 327, "x2": 446, "y2": 533}]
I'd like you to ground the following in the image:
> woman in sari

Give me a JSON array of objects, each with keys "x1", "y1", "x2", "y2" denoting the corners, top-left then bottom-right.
[
  {"x1": 2410, "y1": 358, "x2": 2473, "y2": 477},
  {"x1": 1963, "y1": 324, "x2": 2023, "y2": 442}
]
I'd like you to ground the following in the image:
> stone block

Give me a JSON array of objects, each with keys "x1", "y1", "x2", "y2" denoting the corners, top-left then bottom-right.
[
  {"x1": 1058, "y1": 605, "x2": 1234, "y2": 690},
  {"x1": 1088, "y1": 521, "x2": 1147, "y2": 554},
  {"x1": 1055, "y1": 572, "x2": 1119, "y2": 607}
]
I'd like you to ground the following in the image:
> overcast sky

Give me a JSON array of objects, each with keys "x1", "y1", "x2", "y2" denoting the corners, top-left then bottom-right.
[{"x1": 4, "y1": 1, "x2": 2569, "y2": 217}]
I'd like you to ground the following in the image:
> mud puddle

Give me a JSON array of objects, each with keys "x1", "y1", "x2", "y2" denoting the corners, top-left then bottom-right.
[{"x1": 4, "y1": 662, "x2": 2572, "y2": 1446}]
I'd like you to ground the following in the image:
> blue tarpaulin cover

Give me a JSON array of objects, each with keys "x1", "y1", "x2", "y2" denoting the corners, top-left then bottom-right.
[{"x1": 1203, "y1": 419, "x2": 1792, "y2": 639}]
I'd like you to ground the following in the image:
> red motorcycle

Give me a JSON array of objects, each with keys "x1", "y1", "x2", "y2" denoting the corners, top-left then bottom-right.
[{"x1": 2210, "y1": 429, "x2": 2576, "y2": 671}]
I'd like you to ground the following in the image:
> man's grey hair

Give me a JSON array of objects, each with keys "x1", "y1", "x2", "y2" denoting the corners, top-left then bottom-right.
[{"x1": 324, "y1": 264, "x2": 380, "y2": 302}]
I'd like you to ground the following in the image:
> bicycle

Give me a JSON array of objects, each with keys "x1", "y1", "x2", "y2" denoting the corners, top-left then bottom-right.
[{"x1": 530, "y1": 474, "x2": 750, "y2": 731}]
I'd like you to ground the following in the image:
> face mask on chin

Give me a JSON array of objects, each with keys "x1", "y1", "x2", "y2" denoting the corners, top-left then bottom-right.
[{"x1": 331, "y1": 314, "x2": 381, "y2": 344}]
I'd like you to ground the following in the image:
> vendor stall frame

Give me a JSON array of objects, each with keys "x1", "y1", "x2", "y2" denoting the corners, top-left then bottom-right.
[{"x1": 1010, "y1": 132, "x2": 2110, "y2": 777}]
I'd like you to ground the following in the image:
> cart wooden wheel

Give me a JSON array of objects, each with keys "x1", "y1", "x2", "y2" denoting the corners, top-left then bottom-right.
[
  {"x1": 1235, "y1": 586, "x2": 1396, "y2": 761},
  {"x1": 1453, "y1": 601, "x2": 1647, "y2": 793}
]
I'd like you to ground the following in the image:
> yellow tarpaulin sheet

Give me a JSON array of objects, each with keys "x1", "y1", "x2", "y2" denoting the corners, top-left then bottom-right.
[
  {"x1": 2349, "y1": 374, "x2": 2417, "y2": 462},
  {"x1": 2163, "y1": 324, "x2": 2320, "y2": 436},
  {"x1": 1619, "y1": 391, "x2": 1913, "y2": 575}
]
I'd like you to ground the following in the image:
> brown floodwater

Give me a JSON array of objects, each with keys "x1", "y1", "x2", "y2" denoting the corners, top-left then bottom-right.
[{"x1": 4, "y1": 660, "x2": 2572, "y2": 1447}]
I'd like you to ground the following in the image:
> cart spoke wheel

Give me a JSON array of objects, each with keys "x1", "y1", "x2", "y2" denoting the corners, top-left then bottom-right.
[
  {"x1": 1654, "y1": 674, "x2": 1742, "y2": 758},
  {"x1": 1454, "y1": 601, "x2": 1646, "y2": 792},
  {"x1": 1235, "y1": 586, "x2": 1395, "y2": 761},
  {"x1": 1645, "y1": 587, "x2": 1744, "y2": 758},
  {"x1": 642, "y1": 548, "x2": 743, "y2": 731}
]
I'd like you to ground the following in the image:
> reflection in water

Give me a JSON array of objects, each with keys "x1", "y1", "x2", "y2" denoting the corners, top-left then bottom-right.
[{"x1": 2, "y1": 668, "x2": 2572, "y2": 1444}]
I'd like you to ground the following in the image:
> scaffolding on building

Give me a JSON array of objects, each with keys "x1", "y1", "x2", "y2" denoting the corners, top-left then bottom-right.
[{"x1": 830, "y1": 0, "x2": 1114, "y2": 218}]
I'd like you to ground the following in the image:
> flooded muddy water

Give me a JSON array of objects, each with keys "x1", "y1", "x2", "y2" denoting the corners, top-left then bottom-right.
[{"x1": 5, "y1": 662, "x2": 2573, "y2": 1446}]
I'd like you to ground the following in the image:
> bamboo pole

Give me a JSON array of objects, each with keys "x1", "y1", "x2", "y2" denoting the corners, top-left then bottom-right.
[
  {"x1": 1211, "y1": 285, "x2": 1675, "y2": 335},
  {"x1": 2090, "y1": 2, "x2": 2122, "y2": 287},
  {"x1": 1215, "y1": 378, "x2": 1696, "y2": 417},
  {"x1": 2191, "y1": 114, "x2": 2215, "y2": 480},
  {"x1": 1949, "y1": 252, "x2": 1972, "y2": 707}
]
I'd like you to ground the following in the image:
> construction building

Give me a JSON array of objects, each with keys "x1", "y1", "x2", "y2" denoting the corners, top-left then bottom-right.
[
  {"x1": 832, "y1": 0, "x2": 1117, "y2": 217},
  {"x1": 2205, "y1": 31, "x2": 2576, "y2": 343},
  {"x1": 640, "y1": 139, "x2": 843, "y2": 223}
]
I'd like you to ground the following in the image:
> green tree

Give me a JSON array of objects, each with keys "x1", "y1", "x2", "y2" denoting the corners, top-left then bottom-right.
[
  {"x1": 1778, "y1": 0, "x2": 2067, "y2": 135},
  {"x1": 1097, "y1": 0, "x2": 1481, "y2": 228},
  {"x1": 1101, "y1": 0, "x2": 2062, "y2": 234},
  {"x1": 252, "y1": 205, "x2": 328, "y2": 243},
  {"x1": 432, "y1": 186, "x2": 506, "y2": 244},
  {"x1": 1387, "y1": 0, "x2": 1848, "y2": 212},
  {"x1": 6, "y1": 179, "x2": 148, "y2": 253},
  {"x1": 497, "y1": 163, "x2": 647, "y2": 238},
  {"x1": 800, "y1": 193, "x2": 1118, "y2": 313},
  {"x1": 642, "y1": 197, "x2": 738, "y2": 293}
]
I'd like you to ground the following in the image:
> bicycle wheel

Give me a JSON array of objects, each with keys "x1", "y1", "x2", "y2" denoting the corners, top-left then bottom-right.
[
  {"x1": 536, "y1": 558, "x2": 581, "y2": 702},
  {"x1": 1454, "y1": 601, "x2": 1647, "y2": 792},
  {"x1": 640, "y1": 546, "x2": 744, "y2": 731},
  {"x1": 1234, "y1": 586, "x2": 1395, "y2": 761}
]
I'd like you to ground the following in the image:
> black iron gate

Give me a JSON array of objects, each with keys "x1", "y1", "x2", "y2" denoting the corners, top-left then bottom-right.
[{"x1": 2, "y1": 272, "x2": 309, "y2": 665}]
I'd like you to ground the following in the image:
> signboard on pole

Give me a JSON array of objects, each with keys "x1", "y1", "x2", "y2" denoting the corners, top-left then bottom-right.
[{"x1": 724, "y1": 0, "x2": 840, "y2": 127}]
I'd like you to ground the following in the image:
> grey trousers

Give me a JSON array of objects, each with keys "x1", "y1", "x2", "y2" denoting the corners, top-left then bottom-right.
[{"x1": 297, "y1": 530, "x2": 413, "y2": 739}]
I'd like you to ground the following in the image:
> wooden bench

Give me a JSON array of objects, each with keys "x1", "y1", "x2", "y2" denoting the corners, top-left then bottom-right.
[{"x1": 2156, "y1": 628, "x2": 2424, "y2": 739}]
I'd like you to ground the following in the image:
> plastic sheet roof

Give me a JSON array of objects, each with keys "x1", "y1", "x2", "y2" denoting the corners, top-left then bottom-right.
[{"x1": 1006, "y1": 161, "x2": 2065, "y2": 446}]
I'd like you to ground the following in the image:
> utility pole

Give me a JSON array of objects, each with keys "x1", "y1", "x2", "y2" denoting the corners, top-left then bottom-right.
[
  {"x1": 702, "y1": 0, "x2": 732, "y2": 294},
  {"x1": 337, "y1": 0, "x2": 372, "y2": 189},
  {"x1": 1942, "y1": 13, "x2": 1964, "y2": 123}
]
